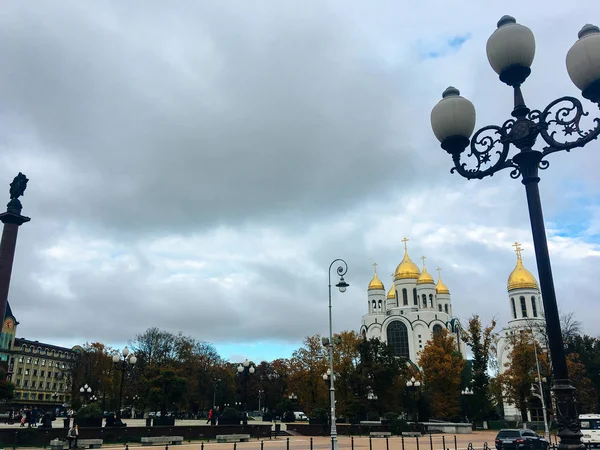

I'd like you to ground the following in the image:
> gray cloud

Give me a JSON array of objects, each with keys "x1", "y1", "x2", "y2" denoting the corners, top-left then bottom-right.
[{"x1": 0, "y1": 0, "x2": 599, "y2": 359}]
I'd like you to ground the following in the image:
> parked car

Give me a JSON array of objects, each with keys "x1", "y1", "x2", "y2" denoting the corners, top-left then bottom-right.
[{"x1": 495, "y1": 429, "x2": 549, "y2": 450}]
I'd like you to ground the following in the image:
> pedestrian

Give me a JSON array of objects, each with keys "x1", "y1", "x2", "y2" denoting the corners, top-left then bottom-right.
[
  {"x1": 206, "y1": 409, "x2": 213, "y2": 424},
  {"x1": 67, "y1": 424, "x2": 78, "y2": 449}
]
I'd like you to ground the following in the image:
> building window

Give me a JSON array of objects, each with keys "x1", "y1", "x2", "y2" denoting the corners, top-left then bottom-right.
[
  {"x1": 18, "y1": 357, "x2": 23, "y2": 363},
  {"x1": 34, "y1": 359, "x2": 38, "y2": 365},
  {"x1": 402, "y1": 288, "x2": 408, "y2": 306},
  {"x1": 26, "y1": 358, "x2": 31, "y2": 364},
  {"x1": 520, "y1": 296, "x2": 528, "y2": 317},
  {"x1": 41, "y1": 360, "x2": 46, "y2": 366},
  {"x1": 386, "y1": 321, "x2": 410, "y2": 358},
  {"x1": 17, "y1": 368, "x2": 22, "y2": 375},
  {"x1": 429, "y1": 294, "x2": 433, "y2": 307},
  {"x1": 531, "y1": 296, "x2": 538, "y2": 317},
  {"x1": 33, "y1": 369, "x2": 37, "y2": 376},
  {"x1": 40, "y1": 371, "x2": 44, "y2": 377},
  {"x1": 438, "y1": 304, "x2": 442, "y2": 312},
  {"x1": 422, "y1": 294, "x2": 427, "y2": 307},
  {"x1": 15, "y1": 379, "x2": 20, "y2": 386},
  {"x1": 25, "y1": 369, "x2": 29, "y2": 375},
  {"x1": 511, "y1": 297, "x2": 517, "y2": 319},
  {"x1": 46, "y1": 382, "x2": 50, "y2": 389},
  {"x1": 444, "y1": 304, "x2": 449, "y2": 314},
  {"x1": 432, "y1": 324, "x2": 443, "y2": 335},
  {"x1": 31, "y1": 381, "x2": 36, "y2": 388},
  {"x1": 53, "y1": 383, "x2": 57, "y2": 390},
  {"x1": 23, "y1": 380, "x2": 28, "y2": 387},
  {"x1": 378, "y1": 299, "x2": 382, "y2": 311},
  {"x1": 413, "y1": 288, "x2": 418, "y2": 305}
]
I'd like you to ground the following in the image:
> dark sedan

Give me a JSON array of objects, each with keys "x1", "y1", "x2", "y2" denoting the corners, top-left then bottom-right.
[{"x1": 495, "y1": 429, "x2": 549, "y2": 450}]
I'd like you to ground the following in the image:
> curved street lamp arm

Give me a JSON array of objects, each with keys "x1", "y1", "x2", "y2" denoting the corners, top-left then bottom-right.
[
  {"x1": 538, "y1": 96, "x2": 600, "y2": 156},
  {"x1": 450, "y1": 125, "x2": 516, "y2": 180},
  {"x1": 450, "y1": 96, "x2": 600, "y2": 181},
  {"x1": 328, "y1": 259, "x2": 348, "y2": 286}
]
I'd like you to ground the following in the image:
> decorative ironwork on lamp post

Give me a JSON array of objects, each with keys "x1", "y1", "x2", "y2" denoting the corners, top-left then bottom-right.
[
  {"x1": 324, "y1": 259, "x2": 349, "y2": 450},
  {"x1": 431, "y1": 17, "x2": 600, "y2": 450},
  {"x1": 112, "y1": 347, "x2": 137, "y2": 426}
]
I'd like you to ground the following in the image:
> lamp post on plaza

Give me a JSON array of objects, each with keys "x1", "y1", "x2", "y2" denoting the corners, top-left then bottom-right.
[
  {"x1": 212, "y1": 379, "x2": 221, "y2": 409},
  {"x1": 112, "y1": 347, "x2": 137, "y2": 426},
  {"x1": 324, "y1": 259, "x2": 349, "y2": 450},
  {"x1": 431, "y1": 17, "x2": 600, "y2": 450},
  {"x1": 79, "y1": 384, "x2": 92, "y2": 406},
  {"x1": 258, "y1": 389, "x2": 264, "y2": 413},
  {"x1": 237, "y1": 360, "x2": 255, "y2": 424},
  {"x1": 405, "y1": 377, "x2": 421, "y2": 423}
]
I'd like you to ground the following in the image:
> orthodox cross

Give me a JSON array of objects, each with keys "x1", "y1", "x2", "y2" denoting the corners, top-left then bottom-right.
[
  {"x1": 512, "y1": 241, "x2": 523, "y2": 259},
  {"x1": 401, "y1": 237, "x2": 409, "y2": 252},
  {"x1": 421, "y1": 255, "x2": 427, "y2": 268},
  {"x1": 372, "y1": 262, "x2": 378, "y2": 274},
  {"x1": 436, "y1": 267, "x2": 442, "y2": 278}
]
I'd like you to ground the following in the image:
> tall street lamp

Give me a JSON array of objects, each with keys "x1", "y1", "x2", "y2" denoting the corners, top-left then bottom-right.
[
  {"x1": 325, "y1": 259, "x2": 349, "y2": 450},
  {"x1": 112, "y1": 347, "x2": 137, "y2": 426},
  {"x1": 237, "y1": 359, "x2": 255, "y2": 424},
  {"x1": 430, "y1": 16, "x2": 600, "y2": 450},
  {"x1": 406, "y1": 377, "x2": 421, "y2": 423},
  {"x1": 80, "y1": 384, "x2": 92, "y2": 406},
  {"x1": 212, "y1": 379, "x2": 221, "y2": 409}
]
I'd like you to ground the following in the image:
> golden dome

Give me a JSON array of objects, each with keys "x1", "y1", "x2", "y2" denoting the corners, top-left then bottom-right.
[
  {"x1": 417, "y1": 257, "x2": 435, "y2": 285},
  {"x1": 507, "y1": 242, "x2": 539, "y2": 291},
  {"x1": 394, "y1": 237, "x2": 421, "y2": 280},
  {"x1": 368, "y1": 263, "x2": 385, "y2": 291},
  {"x1": 387, "y1": 283, "x2": 396, "y2": 299},
  {"x1": 435, "y1": 268, "x2": 450, "y2": 294}
]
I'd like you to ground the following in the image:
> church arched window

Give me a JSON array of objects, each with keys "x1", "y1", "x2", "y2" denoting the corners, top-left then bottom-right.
[
  {"x1": 520, "y1": 296, "x2": 528, "y2": 317},
  {"x1": 444, "y1": 304, "x2": 449, "y2": 314},
  {"x1": 511, "y1": 297, "x2": 517, "y2": 319},
  {"x1": 422, "y1": 294, "x2": 427, "y2": 307},
  {"x1": 395, "y1": 289, "x2": 398, "y2": 303},
  {"x1": 413, "y1": 288, "x2": 418, "y2": 305},
  {"x1": 378, "y1": 299, "x2": 382, "y2": 311},
  {"x1": 429, "y1": 294, "x2": 433, "y2": 307},
  {"x1": 432, "y1": 324, "x2": 443, "y2": 335},
  {"x1": 372, "y1": 300, "x2": 376, "y2": 312},
  {"x1": 531, "y1": 296, "x2": 538, "y2": 317},
  {"x1": 386, "y1": 321, "x2": 409, "y2": 358},
  {"x1": 402, "y1": 289, "x2": 408, "y2": 306},
  {"x1": 438, "y1": 304, "x2": 442, "y2": 312}
]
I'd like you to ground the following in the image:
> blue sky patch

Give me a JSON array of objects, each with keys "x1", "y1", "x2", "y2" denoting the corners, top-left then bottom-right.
[{"x1": 418, "y1": 33, "x2": 472, "y2": 60}]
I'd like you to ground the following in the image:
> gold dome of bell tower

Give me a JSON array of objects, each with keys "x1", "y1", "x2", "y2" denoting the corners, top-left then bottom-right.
[
  {"x1": 417, "y1": 256, "x2": 435, "y2": 285},
  {"x1": 394, "y1": 237, "x2": 421, "y2": 280},
  {"x1": 367, "y1": 263, "x2": 385, "y2": 291},
  {"x1": 507, "y1": 242, "x2": 539, "y2": 291}
]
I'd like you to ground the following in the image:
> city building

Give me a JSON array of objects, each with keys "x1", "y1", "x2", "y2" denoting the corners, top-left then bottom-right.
[
  {"x1": 0, "y1": 303, "x2": 81, "y2": 409},
  {"x1": 496, "y1": 243, "x2": 546, "y2": 421},
  {"x1": 359, "y1": 238, "x2": 467, "y2": 367}
]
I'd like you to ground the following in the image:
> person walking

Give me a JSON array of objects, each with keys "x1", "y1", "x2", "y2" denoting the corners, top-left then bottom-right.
[
  {"x1": 206, "y1": 409, "x2": 213, "y2": 425},
  {"x1": 67, "y1": 424, "x2": 78, "y2": 449}
]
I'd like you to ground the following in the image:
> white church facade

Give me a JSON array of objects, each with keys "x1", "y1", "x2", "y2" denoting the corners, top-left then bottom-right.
[
  {"x1": 496, "y1": 242, "x2": 546, "y2": 421},
  {"x1": 359, "y1": 238, "x2": 467, "y2": 367}
]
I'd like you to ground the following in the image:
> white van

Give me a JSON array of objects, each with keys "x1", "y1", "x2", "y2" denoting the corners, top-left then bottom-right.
[
  {"x1": 293, "y1": 412, "x2": 308, "y2": 421},
  {"x1": 580, "y1": 414, "x2": 600, "y2": 447}
]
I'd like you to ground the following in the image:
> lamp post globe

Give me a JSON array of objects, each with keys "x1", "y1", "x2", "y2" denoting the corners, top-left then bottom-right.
[
  {"x1": 566, "y1": 25, "x2": 600, "y2": 103},
  {"x1": 430, "y1": 87, "x2": 476, "y2": 155},
  {"x1": 486, "y1": 16, "x2": 535, "y2": 86}
]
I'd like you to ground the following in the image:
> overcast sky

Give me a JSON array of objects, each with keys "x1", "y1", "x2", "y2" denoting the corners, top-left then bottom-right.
[{"x1": 1, "y1": 0, "x2": 599, "y2": 363}]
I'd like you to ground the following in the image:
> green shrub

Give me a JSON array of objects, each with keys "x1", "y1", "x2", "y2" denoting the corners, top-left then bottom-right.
[
  {"x1": 76, "y1": 403, "x2": 103, "y2": 419},
  {"x1": 310, "y1": 407, "x2": 328, "y2": 420},
  {"x1": 221, "y1": 407, "x2": 240, "y2": 419}
]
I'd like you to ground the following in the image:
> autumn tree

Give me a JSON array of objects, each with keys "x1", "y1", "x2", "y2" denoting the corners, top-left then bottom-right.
[
  {"x1": 461, "y1": 315, "x2": 497, "y2": 421},
  {"x1": 288, "y1": 334, "x2": 329, "y2": 414},
  {"x1": 499, "y1": 331, "x2": 551, "y2": 421},
  {"x1": 419, "y1": 328, "x2": 465, "y2": 419},
  {"x1": 566, "y1": 334, "x2": 600, "y2": 412},
  {"x1": 566, "y1": 353, "x2": 597, "y2": 412}
]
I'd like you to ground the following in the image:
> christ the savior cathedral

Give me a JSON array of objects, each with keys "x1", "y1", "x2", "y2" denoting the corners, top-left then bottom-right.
[{"x1": 359, "y1": 238, "x2": 467, "y2": 367}]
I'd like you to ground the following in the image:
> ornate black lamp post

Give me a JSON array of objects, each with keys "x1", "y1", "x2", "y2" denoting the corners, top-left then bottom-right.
[
  {"x1": 237, "y1": 360, "x2": 255, "y2": 424},
  {"x1": 431, "y1": 17, "x2": 600, "y2": 450},
  {"x1": 323, "y1": 259, "x2": 349, "y2": 450},
  {"x1": 79, "y1": 384, "x2": 92, "y2": 406},
  {"x1": 405, "y1": 377, "x2": 421, "y2": 422},
  {"x1": 112, "y1": 347, "x2": 137, "y2": 426}
]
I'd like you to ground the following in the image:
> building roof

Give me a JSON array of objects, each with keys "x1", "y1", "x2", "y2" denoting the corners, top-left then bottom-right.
[
  {"x1": 13, "y1": 338, "x2": 77, "y2": 354},
  {"x1": 4, "y1": 301, "x2": 17, "y2": 324}
]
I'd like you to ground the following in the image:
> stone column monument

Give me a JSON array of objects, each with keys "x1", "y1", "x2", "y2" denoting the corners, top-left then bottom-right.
[{"x1": 0, "y1": 173, "x2": 30, "y2": 323}]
